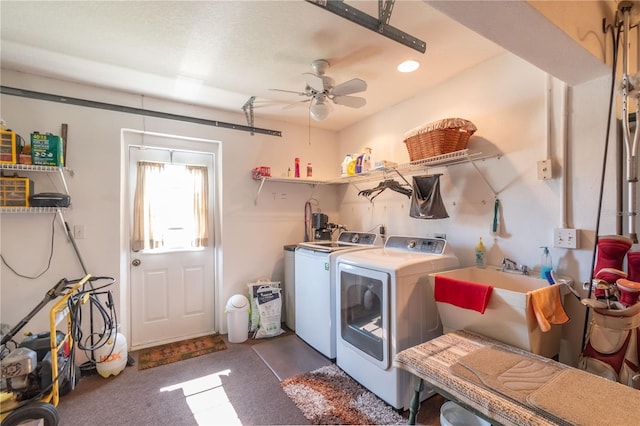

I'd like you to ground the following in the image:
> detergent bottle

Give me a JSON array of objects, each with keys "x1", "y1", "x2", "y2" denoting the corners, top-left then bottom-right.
[
  {"x1": 362, "y1": 147, "x2": 372, "y2": 173},
  {"x1": 347, "y1": 155, "x2": 357, "y2": 176},
  {"x1": 355, "y1": 153, "x2": 364, "y2": 174},
  {"x1": 341, "y1": 154, "x2": 352, "y2": 177},
  {"x1": 475, "y1": 237, "x2": 486, "y2": 268}
]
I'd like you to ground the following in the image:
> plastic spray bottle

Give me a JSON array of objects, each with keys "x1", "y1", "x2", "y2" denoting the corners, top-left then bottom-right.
[
  {"x1": 475, "y1": 237, "x2": 486, "y2": 268},
  {"x1": 294, "y1": 157, "x2": 301, "y2": 178},
  {"x1": 540, "y1": 246, "x2": 553, "y2": 279}
]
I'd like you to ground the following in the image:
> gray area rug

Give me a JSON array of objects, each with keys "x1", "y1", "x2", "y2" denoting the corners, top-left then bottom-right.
[{"x1": 252, "y1": 333, "x2": 331, "y2": 381}]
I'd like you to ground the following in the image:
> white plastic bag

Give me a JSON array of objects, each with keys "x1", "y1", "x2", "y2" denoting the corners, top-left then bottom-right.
[
  {"x1": 247, "y1": 280, "x2": 280, "y2": 332},
  {"x1": 253, "y1": 285, "x2": 284, "y2": 339}
]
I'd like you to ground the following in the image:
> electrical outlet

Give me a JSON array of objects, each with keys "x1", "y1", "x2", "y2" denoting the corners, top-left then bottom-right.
[
  {"x1": 537, "y1": 159, "x2": 552, "y2": 180},
  {"x1": 73, "y1": 225, "x2": 86, "y2": 240},
  {"x1": 554, "y1": 228, "x2": 578, "y2": 249}
]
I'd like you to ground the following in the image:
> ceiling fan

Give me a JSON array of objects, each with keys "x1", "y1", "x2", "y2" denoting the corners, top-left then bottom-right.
[{"x1": 271, "y1": 59, "x2": 367, "y2": 121}]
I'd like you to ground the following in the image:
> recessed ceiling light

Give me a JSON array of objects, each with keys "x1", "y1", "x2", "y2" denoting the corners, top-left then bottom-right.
[{"x1": 397, "y1": 60, "x2": 420, "y2": 73}]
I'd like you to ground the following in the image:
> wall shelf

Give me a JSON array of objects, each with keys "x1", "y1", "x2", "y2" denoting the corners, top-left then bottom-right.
[
  {"x1": 253, "y1": 176, "x2": 327, "y2": 205},
  {"x1": 1, "y1": 163, "x2": 73, "y2": 212},
  {"x1": 1, "y1": 206, "x2": 66, "y2": 214},
  {"x1": 251, "y1": 149, "x2": 500, "y2": 204},
  {"x1": 326, "y1": 149, "x2": 498, "y2": 185}
]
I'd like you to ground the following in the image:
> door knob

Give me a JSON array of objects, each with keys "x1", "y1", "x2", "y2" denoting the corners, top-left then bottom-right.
[{"x1": 132, "y1": 258, "x2": 141, "y2": 266}]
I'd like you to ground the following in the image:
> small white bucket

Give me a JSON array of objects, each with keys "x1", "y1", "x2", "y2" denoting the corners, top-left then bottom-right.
[{"x1": 440, "y1": 401, "x2": 490, "y2": 426}]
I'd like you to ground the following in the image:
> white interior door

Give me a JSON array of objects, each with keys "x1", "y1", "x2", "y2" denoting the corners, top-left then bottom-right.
[{"x1": 129, "y1": 145, "x2": 215, "y2": 349}]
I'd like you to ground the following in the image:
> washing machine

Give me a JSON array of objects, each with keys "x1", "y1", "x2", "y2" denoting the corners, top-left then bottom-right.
[
  {"x1": 295, "y1": 231, "x2": 380, "y2": 359},
  {"x1": 335, "y1": 235, "x2": 459, "y2": 410}
]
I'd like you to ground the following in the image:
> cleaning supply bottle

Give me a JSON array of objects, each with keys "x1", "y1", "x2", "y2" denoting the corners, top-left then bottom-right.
[
  {"x1": 347, "y1": 154, "x2": 357, "y2": 176},
  {"x1": 362, "y1": 147, "x2": 372, "y2": 173},
  {"x1": 355, "y1": 153, "x2": 364, "y2": 174},
  {"x1": 341, "y1": 154, "x2": 352, "y2": 177},
  {"x1": 540, "y1": 246, "x2": 553, "y2": 279},
  {"x1": 306, "y1": 162, "x2": 312, "y2": 177},
  {"x1": 475, "y1": 237, "x2": 486, "y2": 268},
  {"x1": 294, "y1": 157, "x2": 300, "y2": 178}
]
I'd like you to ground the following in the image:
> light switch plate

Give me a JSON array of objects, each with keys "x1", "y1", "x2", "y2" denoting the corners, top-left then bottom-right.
[{"x1": 554, "y1": 228, "x2": 578, "y2": 249}]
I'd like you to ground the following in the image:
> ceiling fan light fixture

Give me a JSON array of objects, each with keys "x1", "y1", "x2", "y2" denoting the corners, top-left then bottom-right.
[
  {"x1": 397, "y1": 60, "x2": 420, "y2": 73},
  {"x1": 310, "y1": 97, "x2": 331, "y2": 121}
]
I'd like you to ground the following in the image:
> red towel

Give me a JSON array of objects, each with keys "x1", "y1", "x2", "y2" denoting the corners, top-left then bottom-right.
[{"x1": 434, "y1": 276, "x2": 493, "y2": 314}]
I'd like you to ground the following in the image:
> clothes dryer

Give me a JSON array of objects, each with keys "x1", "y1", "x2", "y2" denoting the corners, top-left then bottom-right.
[{"x1": 335, "y1": 236, "x2": 459, "y2": 410}]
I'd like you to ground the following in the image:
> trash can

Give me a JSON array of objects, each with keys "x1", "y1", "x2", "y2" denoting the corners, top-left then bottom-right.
[
  {"x1": 440, "y1": 401, "x2": 490, "y2": 426},
  {"x1": 226, "y1": 294, "x2": 249, "y2": 343}
]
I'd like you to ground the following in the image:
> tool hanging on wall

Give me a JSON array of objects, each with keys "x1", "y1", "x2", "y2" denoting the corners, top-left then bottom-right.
[
  {"x1": 492, "y1": 198, "x2": 500, "y2": 234},
  {"x1": 618, "y1": 1, "x2": 640, "y2": 243}
]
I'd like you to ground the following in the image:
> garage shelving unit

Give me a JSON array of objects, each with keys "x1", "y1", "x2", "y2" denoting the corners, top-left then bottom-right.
[{"x1": 0, "y1": 163, "x2": 73, "y2": 213}]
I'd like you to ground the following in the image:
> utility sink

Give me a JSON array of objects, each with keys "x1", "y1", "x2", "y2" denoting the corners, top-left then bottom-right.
[{"x1": 429, "y1": 266, "x2": 571, "y2": 358}]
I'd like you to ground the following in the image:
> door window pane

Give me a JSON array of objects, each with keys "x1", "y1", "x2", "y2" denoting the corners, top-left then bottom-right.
[{"x1": 132, "y1": 162, "x2": 209, "y2": 252}]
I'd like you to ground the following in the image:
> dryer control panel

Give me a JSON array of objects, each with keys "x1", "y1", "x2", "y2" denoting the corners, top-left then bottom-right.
[{"x1": 385, "y1": 236, "x2": 446, "y2": 254}]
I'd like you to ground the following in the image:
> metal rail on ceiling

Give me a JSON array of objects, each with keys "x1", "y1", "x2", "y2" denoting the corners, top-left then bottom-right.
[
  {"x1": 305, "y1": 0, "x2": 426, "y2": 54},
  {"x1": 0, "y1": 86, "x2": 282, "y2": 137}
]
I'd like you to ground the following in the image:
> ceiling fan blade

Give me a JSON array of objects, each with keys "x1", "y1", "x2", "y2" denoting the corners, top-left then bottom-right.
[
  {"x1": 269, "y1": 88, "x2": 308, "y2": 96},
  {"x1": 333, "y1": 95, "x2": 366, "y2": 108},
  {"x1": 331, "y1": 78, "x2": 367, "y2": 96},
  {"x1": 303, "y1": 73, "x2": 325, "y2": 92},
  {"x1": 283, "y1": 99, "x2": 312, "y2": 109}
]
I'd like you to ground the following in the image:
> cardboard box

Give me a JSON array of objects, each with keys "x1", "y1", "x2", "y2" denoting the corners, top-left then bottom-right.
[{"x1": 31, "y1": 132, "x2": 64, "y2": 166}]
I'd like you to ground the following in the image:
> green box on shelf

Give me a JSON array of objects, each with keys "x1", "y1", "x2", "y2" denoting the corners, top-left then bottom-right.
[{"x1": 31, "y1": 132, "x2": 64, "y2": 166}]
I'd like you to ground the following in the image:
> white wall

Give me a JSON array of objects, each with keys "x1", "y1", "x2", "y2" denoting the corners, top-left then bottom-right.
[
  {"x1": 335, "y1": 53, "x2": 619, "y2": 366},
  {"x1": 0, "y1": 69, "x2": 340, "y2": 356}
]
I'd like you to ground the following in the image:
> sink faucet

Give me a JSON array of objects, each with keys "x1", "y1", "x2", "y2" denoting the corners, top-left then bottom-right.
[{"x1": 502, "y1": 258, "x2": 529, "y2": 275}]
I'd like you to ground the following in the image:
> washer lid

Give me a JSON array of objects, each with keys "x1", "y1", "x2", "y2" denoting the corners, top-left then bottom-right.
[{"x1": 297, "y1": 231, "x2": 379, "y2": 252}]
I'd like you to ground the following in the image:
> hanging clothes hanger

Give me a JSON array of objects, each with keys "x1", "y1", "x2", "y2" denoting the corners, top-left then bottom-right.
[{"x1": 358, "y1": 178, "x2": 412, "y2": 201}]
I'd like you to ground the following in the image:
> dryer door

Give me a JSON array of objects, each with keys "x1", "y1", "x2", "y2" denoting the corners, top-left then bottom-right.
[{"x1": 338, "y1": 263, "x2": 390, "y2": 369}]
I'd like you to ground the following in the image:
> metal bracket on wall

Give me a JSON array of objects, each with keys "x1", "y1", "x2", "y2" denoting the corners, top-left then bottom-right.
[
  {"x1": 305, "y1": 0, "x2": 426, "y2": 54},
  {"x1": 242, "y1": 96, "x2": 256, "y2": 136}
]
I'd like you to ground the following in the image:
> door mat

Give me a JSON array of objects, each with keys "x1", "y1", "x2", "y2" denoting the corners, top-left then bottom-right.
[
  {"x1": 281, "y1": 364, "x2": 405, "y2": 425},
  {"x1": 137, "y1": 334, "x2": 227, "y2": 370}
]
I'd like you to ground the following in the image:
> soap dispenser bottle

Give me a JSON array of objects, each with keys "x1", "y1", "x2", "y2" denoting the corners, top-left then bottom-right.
[
  {"x1": 540, "y1": 246, "x2": 553, "y2": 279},
  {"x1": 475, "y1": 237, "x2": 486, "y2": 268}
]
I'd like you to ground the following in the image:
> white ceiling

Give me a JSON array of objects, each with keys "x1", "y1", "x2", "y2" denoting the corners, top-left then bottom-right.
[{"x1": 0, "y1": 1, "x2": 506, "y2": 132}]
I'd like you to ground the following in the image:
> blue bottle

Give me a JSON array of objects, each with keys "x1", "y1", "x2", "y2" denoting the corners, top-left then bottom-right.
[{"x1": 540, "y1": 246, "x2": 553, "y2": 279}]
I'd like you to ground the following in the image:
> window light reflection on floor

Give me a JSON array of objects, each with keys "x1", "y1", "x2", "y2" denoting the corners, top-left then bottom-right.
[{"x1": 160, "y1": 369, "x2": 240, "y2": 425}]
